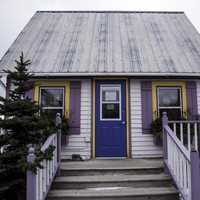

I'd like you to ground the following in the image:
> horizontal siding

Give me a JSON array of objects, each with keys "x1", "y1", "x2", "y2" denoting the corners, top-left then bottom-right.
[
  {"x1": 130, "y1": 79, "x2": 162, "y2": 158},
  {"x1": 62, "y1": 80, "x2": 91, "y2": 160}
]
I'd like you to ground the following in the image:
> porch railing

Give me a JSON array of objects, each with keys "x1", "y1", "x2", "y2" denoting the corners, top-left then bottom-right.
[
  {"x1": 26, "y1": 113, "x2": 62, "y2": 200},
  {"x1": 162, "y1": 112, "x2": 200, "y2": 200}
]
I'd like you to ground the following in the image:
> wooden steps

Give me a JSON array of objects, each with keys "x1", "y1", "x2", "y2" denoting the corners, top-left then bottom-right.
[{"x1": 47, "y1": 159, "x2": 179, "y2": 200}]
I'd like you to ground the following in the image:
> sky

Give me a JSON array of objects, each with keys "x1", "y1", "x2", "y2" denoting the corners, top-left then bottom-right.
[{"x1": 0, "y1": 0, "x2": 200, "y2": 58}]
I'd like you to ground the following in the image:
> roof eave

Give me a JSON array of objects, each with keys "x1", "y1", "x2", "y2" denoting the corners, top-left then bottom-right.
[{"x1": 31, "y1": 72, "x2": 200, "y2": 78}]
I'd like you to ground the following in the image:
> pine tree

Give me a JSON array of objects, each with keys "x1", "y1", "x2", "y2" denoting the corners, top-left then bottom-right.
[{"x1": 0, "y1": 53, "x2": 55, "y2": 200}]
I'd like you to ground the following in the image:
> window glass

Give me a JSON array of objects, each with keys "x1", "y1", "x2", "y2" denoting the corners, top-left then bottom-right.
[
  {"x1": 101, "y1": 86, "x2": 121, "y2": 120},
  {"x1": 157, "y1": 87, "x2": 182, "y2": 120},
  {"x1": 159, "y1": 89, "x2": 180, "y2": 107},
  {"x1": 159, "y1": 109, "x2": 182, "y2": 120},
  {"x1": 41, "y1": 88, "x2": 63, "y2": 107},
  {"x1": 102, "y1": 90, "x2": 119, "y2": 102},
  {"x1": 42, "y1": 109, "x2": 63, "y2": 119},
  {"x1": 102, "y1": 103, "x2": 119, "y2": 119},
  {"x1": 40, "y1": 87, "x2": 64, "y2": 119}
]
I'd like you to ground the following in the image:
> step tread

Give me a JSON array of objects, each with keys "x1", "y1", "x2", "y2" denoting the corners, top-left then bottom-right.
[
  {"x1": 48, "y1": 186, "x2": 178, "y2": 197},
  {"x1": 60, "y1": 159, "x2": 163, "y2": 171},
  {"x1": 54, "y1": 173, "x2": 170, "y2": 183}
]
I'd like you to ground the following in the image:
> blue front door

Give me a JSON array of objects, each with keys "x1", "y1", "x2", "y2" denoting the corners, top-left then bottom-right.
[{"x1": 95, "y1": 80, "x2": 126, "y2": 157}]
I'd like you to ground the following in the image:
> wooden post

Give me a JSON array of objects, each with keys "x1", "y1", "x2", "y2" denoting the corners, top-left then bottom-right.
[
  {"x1": 191, "y1": 149, "x2": 200, "y2": 200},
  {"x1": 56, "y1": 113, "x2": 62, "y2": 175},
  {"x1": 162, "y1": 112, "x2": 168, "y2": 173},
  {"x1": 26, "y1": 147, "x2": 36, "y2": 200}
]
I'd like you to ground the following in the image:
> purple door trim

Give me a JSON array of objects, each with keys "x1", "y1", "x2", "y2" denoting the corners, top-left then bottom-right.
[{"x1": 141, "y1": 81, "x2": 152, "y2": 134}]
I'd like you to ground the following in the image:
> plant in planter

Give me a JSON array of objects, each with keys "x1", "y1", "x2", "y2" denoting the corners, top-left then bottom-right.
[
  {"x1": 61, "y1": 116, "x2": 70, "y2": 135},
  {"x1": 60, "y1": 116, "x2": 70, "y2": 146},
  {"x1": 151, "y1": 111, "x2": 191, "y2": 146},
  {"x1": 151, "y1": 117, "x2": 163, "y2": 146}
]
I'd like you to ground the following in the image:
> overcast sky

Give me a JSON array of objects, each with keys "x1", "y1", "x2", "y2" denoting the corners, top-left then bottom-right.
[{"x1": 0, "y1": 0, "x2": 200, "y2": 58}]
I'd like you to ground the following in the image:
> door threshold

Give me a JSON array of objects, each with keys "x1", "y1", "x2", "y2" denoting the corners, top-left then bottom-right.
[{"x1": 95, "y1": 157, "x2": 127, "y2": 160}]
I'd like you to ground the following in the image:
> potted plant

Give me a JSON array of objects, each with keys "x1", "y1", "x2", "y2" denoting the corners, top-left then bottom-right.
[
  {"x1": 59, "y1": 116, "x2": 70, "y2": 146},
  {"x1": 151, "y1": 117, "x2": 163, "y2": 146}
]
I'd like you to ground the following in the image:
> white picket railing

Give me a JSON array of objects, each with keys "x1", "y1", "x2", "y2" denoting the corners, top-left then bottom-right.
[
  {"x1": 163, "y1": 112, "x2": 200, "y2": 200},
  {"x1": 27, "y1": 113, "x2": 62, "y2": 200},
  {"x1": 168, "y1": 121, "x2": 199, "y2": 152},
  {"x1": 164, "y1": 125, "x2": 191, "y2": 200},
  {"x1": 37, "y1": 134, "x2": 58, "y2": 200}
]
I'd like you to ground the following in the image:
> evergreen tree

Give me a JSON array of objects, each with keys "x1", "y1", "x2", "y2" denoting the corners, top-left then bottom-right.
[{"x1": 0, "y1": 53, "x2": 55, "y2": 200}]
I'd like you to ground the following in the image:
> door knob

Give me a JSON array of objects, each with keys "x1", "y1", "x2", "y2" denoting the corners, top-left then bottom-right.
[{"x1": 122, "y1": 121, "x2": 126, "y2": 124}]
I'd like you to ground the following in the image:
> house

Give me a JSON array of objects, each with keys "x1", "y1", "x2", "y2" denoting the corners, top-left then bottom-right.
[{"x1": 0, "y1": 11, "x2": 200, "y2": 161}]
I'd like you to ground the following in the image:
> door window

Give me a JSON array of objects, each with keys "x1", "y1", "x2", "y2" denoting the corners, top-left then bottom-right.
[{"x1": 100, "y1": 85, "x2": 121, "y2": 120}]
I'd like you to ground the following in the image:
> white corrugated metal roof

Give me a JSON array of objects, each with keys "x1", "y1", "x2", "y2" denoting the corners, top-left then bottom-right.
[{"x1": 1, "y1": 11, "x2": 200, "y2": 76}]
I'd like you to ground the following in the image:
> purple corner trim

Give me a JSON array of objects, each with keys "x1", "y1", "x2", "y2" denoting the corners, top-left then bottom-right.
[{"x1": 191, "y1": 151, "x2": 200, "y2": 200}]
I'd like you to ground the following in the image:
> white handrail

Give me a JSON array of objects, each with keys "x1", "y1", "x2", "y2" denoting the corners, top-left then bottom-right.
[
  {"x1": 164, "y1": 125, "x2": 190, "y2": 161},
  {"x1": 36, "y1": 133, "x2": 58, "y2": 200},
  {"x1": 164, "y1": 125, "x2": 191, "y2": 200},
  {"x1": 163, "y1": 112, "x2": 200, "y2": 200},
  {"x1": 168, "y1": 121, "x2": 199, "y2": 152},
  {"x1": 27, "y1": 113, "x2": 62, "y2": 200}
]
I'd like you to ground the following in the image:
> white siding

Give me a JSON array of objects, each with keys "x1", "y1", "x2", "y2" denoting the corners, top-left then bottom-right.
[
  {"x1": 196, "y1": 81, "x2": 200, "y2": 115},
  {"x1": 130, "y1": 80, "x2": 162, "y2": 158},
  {"x1": 62, "y1": 79, "x2": 92, "y2": 160},
  {"x1": 62, "y1": 79, "x2": 163, "y2": 160}
]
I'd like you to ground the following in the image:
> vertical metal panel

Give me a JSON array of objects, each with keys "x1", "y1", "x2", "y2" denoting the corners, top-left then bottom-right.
[{"x1": 1, "y1": 12, "x2": 200, "y2": 75}]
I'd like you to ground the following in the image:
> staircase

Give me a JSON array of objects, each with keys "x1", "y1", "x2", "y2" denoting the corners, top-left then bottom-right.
[{"x1": 47, "y1": 159, "x2": 179, "y2": 200}]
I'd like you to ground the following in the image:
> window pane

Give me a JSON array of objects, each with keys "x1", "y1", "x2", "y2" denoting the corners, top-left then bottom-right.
[
  {"x1": 102, "y1": 103, "x2": 120, "y2": 119},
  {"x1": 43, "y1": 109, "x2": 63, "y2": 120},
  {"x1": 41, "y1": 88, "x2": 63, "y2": 107},
  {"x1": 159, "y1": 109, "x2": 182, "y2": 120},
  {"x1": 102, "y1": 89, "x2": 119, "y2": 102},
  {"x1": 158, "y1": 88, "x2": 181, "y2": 107}
]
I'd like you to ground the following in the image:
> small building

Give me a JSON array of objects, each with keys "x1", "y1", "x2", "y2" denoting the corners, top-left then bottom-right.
[{"x1": 1, "y1": 11, "x2": 200, "y2": 160}]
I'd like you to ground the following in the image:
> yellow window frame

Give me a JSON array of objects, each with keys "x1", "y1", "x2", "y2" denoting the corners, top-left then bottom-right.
[
  {"x1": 152, "y1": 81, "x2": 187, "y2": 120},
  {"x1": 34, "y1": 80, "x2": 70, "y2": 118}
]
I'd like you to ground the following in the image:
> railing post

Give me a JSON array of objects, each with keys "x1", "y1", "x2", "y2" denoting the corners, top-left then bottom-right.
[
  {"x1": 56, "y1": 113, "x2": 62, "y2": 175},
  {"x1": 190, "y1": 149, "x2": 200, "y2": 200},
  {"x1": 26, "y1": 147, "x2": 36, "y2": 200},
  {"x1": 162, "y1": 112, "x2": 168, "y2": 173}
]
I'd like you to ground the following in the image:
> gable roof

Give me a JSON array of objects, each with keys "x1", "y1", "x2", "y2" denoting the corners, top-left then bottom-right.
[{"x1": 1, "y1": 11, "x2": 200, "y2": 77}]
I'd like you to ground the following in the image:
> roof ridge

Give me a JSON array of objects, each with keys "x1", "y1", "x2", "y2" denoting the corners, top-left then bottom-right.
[{"x1": 36, "y1": 10, "x2": 184, "y2": 14}]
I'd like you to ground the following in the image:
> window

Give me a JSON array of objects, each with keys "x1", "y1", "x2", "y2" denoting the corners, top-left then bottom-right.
[
  {"x1": 100, "y1": 85, "x2": 121, "y2": 120},
  {"x1": 157, "y1": 87, "x2": 182, "y2": 120},
  {"x1": 40, "y1": 87, "x2": 64, "y2": 119}
]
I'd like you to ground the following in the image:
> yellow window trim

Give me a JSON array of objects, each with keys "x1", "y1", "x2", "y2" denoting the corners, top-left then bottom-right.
[
  {"x1": 152, "y1": 81, "x2": 187, "y2": 120},
  {"x1": 34, "y1": 80, "x2": 70, "y2": 118}
]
